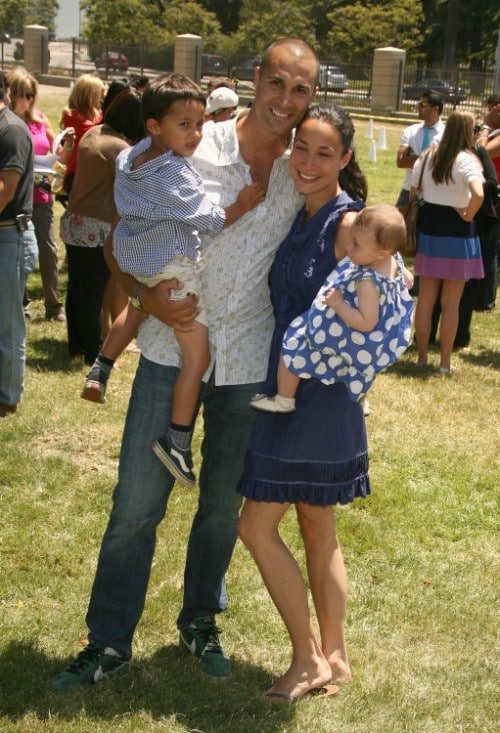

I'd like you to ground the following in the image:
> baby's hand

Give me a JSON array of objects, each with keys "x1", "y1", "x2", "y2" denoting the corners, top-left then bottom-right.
[
  {"x1": 324, "y1": 287, "x2": 343, "y2": 309},
  {"x1": 237, "y1": 182, "x2": 266, "y2": 212}
]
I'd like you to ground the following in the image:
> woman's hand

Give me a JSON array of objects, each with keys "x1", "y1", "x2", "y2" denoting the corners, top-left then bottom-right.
[{"x1": 139, "y1": 279, "x2": 199, "y2": 331}]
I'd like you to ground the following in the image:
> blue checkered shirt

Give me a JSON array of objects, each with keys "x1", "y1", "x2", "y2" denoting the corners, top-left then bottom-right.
[{"x1": 113, "y1": 136, "x2": 226, "y2": 278}]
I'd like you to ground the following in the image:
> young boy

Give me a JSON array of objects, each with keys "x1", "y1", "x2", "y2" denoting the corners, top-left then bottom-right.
[{"x1": 81, "y1": 73, "x2": 264, "y2": 487}]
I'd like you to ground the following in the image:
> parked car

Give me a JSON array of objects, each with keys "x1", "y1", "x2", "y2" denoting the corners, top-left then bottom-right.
[
  {"x1": 95, "y1": 51, "x2": 129, "y2": 73},
  {"x1": 231, "y1": 58, "x2": 260, "y2": 82},
  {"x1": 0, "y1": 31, "x2": 11, "y2": 44},
  {"x1": 318, "y1": 64, "x2": 348, "y2": 93},
  {"x1": 201, "y1": 53, "x2": 227, "y2": 77},
  {"x1": 402, "y1": 78, "x2": 467, "y2": 104}
]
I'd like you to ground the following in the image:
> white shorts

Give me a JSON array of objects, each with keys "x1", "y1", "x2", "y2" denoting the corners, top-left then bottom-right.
[{"x1": 137, "y1": 254, "x2": 207, "y2": 327}]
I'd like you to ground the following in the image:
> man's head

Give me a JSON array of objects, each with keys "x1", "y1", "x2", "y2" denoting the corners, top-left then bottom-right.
[
  {"x1": 0, "y1": 71, "x2": 10, "y2": 107},
  {"x1": 206, "y1": 76, "x2": 236, "y2": 95},
  {"x1": 417, "y1": 90, "x2": 443, "y2": 124},
  {"x1": 205, "y1": 87, "x2": 239, "y2": 122},
  {"x1": 251, "y1": 38, "x2": 319, "y2": 138}
]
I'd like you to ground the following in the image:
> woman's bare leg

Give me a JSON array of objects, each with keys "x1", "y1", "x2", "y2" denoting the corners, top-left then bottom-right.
[
  {"x1": 438, "y1": 279, "x2": 465, "y2": 370},
  {"x1": 414, "y1": 276, "x2": 441, "y2": 364},
  {"x1": 296, "y1": 503, "x2": 352, "y2": 682},
  {"x1": 238, "y1": 499, "x2": 332, "y2": 698}
]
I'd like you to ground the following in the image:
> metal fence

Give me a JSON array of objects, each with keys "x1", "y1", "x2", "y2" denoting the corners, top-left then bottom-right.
[{"x1": 1, "y1": 37, "x2": 497, "y2": 115}]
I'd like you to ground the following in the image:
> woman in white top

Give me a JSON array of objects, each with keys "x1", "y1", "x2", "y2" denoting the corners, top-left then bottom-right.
[{"x1": 410, "y1": 110, "x2": 484, "y2": 373}]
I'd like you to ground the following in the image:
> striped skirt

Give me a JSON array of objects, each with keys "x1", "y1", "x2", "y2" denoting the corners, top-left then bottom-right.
[{"x1": 415, "y1": 202, "x2": 484, "y2": 281}]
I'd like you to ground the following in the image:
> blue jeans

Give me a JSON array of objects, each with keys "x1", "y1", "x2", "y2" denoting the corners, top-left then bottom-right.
[
  {"x1": 0, "y1": 224, "x2": 38, "y2": 405},
  {"x1": 86, "y1": 355, "x2": 261, "y2": 659}
]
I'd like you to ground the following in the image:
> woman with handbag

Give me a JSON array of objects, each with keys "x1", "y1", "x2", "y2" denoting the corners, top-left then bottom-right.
[{"x1": 410, "y1": 110, "x2": 484, "y2": 374}]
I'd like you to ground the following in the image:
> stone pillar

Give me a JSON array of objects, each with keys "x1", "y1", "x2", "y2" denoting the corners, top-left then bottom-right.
[
  {"x1": 24, "y1": 25, "x2": 50, "y2": 75},
  {"x1": 370, "y1": 46, "x2": 406, "y2": 114},
  {"x1": 174, "y1": 34, "x2": 202, "y2": 83}
]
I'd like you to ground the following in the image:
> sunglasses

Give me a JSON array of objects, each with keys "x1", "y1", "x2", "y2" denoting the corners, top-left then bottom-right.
[{"x1": 24, "y1": 93, "x2": 35, "y2": 100}]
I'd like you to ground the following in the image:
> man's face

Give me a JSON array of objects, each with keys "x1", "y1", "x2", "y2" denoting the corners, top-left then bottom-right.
[
  {"x1": 252, "y1": 46, "x2": 318, "y2": 138},
  {"x1": 417, "y1": 98, "x2": 436, "y2": 123}
]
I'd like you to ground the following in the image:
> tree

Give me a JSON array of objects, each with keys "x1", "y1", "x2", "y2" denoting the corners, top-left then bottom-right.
[
  {"x1": 325, "y1": 0, "x2": 424, "y2": 61},
  {"x1": 0, "y1": 0, "x2": 58, "y2": 37},
  {"x1": 81, "y1": 0, "x2": 222, "y2": 46},
  {"x1": 231, "y1": 1, "x2": 317, "y2": 57}
]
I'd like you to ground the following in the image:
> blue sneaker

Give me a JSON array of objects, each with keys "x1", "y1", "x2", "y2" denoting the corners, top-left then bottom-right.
[
  {"x1": 179, "y1": 617, "x2": 231, "y2": 678},
  {"x1": 50, "y1": 641, "x2": 127, "y2": 691}
]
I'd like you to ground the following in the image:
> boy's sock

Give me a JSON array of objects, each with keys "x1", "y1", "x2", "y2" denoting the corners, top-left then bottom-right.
[
  {"x1": 88, "y1": 354, "x2": 115, "y2": 383},
  {"x1": 169, "y1": 424, "x2": 192, "y2": 451}
]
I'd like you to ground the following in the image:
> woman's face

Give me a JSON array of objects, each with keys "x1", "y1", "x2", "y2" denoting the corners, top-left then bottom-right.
[
  {"x1": 290, "y1": 117, "x2": 352, "y2": 200},
  {"x1": 13, "y1": 88, "x2": 35, "y2": 117}
]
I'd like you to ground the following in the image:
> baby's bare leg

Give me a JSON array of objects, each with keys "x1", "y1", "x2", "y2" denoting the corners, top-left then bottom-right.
[{"x1": 277, "y1": 354, "x2": 301, "y2": 398}]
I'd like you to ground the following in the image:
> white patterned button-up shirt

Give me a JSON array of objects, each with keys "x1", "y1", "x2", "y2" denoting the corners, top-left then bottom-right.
[{"x1": 137, "y1": 114, "x2": 303, "y2": 385}]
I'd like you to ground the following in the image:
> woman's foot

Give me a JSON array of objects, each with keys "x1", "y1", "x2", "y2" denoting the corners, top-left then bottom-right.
[
  {"x1": 325, "y1": 652, "x2": 352, "y2": 684},
  {"x1": 264, "y1": 659, "x2": 333, "y2": 702}
]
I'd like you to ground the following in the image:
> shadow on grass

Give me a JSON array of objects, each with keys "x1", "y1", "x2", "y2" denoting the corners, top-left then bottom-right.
[
  {"x1": 27, "y1": 336, "x2": 83, "y2": 373},
  {"x1": 458, "y1": 347, "x2": 500, "y2": 370},
  {"x1": 0, "y1": 641, "x2": 297, "y2": 732}
]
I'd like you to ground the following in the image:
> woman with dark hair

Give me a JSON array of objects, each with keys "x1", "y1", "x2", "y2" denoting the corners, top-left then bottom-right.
[
  {"x1": 61, "y1": 89, "x2": 145, "y2": 364},
  {"x1": 238, "y1": 104, "x2": 369, "y2": 702}
]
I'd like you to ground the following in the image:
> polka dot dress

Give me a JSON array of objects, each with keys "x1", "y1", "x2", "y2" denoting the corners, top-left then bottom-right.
[{"x1": 282, "y1": 252, "x2": 414, "y2": 401}]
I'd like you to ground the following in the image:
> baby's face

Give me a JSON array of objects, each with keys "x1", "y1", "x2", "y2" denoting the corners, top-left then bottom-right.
[{"x1": 346, "y1": 221, "x2": 382, "y2": 268}]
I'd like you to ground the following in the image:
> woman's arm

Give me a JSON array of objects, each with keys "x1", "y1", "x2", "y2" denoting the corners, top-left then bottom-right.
[
  {"x1": 103, "y1": 227, "x2": 199, "y2": 331},
  {"x1": 455, "y1": 179, "x2": 484, "y2": 223},
  {"x1": 333, "y1": 210, "x2": 358, "y2": 261}
]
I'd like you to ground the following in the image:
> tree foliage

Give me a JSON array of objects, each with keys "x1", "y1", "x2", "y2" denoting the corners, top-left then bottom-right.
[
  {"x1": 0, "y1": 0, "x2": 59, "y2": 37},
  {"x1": 75, "y1": 0, "x2": 499, "y2": 69},
  {"x1": 325, "y1": 0, "x2": 424, "y2": 61},
  {"x1": 232, "y1": 1, "x2": 316, "y2": 56},
  {"x1": 81, "y1": 0, "x2": 222, "y2": 46}
]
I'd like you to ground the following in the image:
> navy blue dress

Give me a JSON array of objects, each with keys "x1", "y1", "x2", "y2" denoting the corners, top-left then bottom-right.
[{"x1": 238, "y1": 193, "x2": 371, "y2": 506}]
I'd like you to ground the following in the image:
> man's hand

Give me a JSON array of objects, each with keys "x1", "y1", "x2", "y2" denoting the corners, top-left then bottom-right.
[{"x1": 139, "y1": 278, "x2": 199, "y2": 331}]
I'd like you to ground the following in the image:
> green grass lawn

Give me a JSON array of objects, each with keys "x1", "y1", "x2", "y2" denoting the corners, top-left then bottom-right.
[{"x1": 0, "y1": 87, "x2": 498, "y2": 732}]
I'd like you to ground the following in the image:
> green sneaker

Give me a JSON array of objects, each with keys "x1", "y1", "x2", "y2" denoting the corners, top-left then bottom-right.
[
  {"x1": 179, "y1": 617, "x2": 231, "y2": 678},
  {"x1": 50, "y1": 641, "x2": 128, "y2": 691}
]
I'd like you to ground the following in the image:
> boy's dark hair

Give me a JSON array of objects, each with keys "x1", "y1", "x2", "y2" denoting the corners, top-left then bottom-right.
[{"x1": 141, "y1": 73, "x2": 205, "y2": 122}]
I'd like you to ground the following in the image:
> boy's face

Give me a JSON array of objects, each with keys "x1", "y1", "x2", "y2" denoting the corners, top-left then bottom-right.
[{"x1": 148, "y1": 99, "x2": 205, "y2": 157}]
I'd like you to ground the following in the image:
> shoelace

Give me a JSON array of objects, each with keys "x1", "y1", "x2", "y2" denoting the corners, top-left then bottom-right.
[
  {"x1": 201, "y1": 625, "x2": 223, "y2": 653},
  {"x1": 66, "y1": 643, "x2": 101, "y2": 673}
]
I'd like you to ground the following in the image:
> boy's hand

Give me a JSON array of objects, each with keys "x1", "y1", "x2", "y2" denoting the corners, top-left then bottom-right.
[
  {"x1": 140, "y1": 279, "x2": 199, "y2": 331},
  {"x1": 237, "y1": 182, "x2": 266, "y2": 212},
  {"x1": 324, "y1": 287, "x2": 343, "y2": 310}
]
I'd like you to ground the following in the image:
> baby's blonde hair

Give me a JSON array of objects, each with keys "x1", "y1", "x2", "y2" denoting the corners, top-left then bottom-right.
[{"x1": 354, "y1": 204, "x2": 406, "y2": 254}]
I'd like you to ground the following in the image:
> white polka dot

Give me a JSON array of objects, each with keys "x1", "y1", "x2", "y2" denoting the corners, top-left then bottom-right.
[
  {"x1": 350, "y1": 380, "x2": 364, "y2": 395},
  {"x1": 312, "y1": 329, "x2": 326, "y2": 345},
  {"x1": 315, "y1": 362, "x2": 327, "y2": 376},
  {"x1": 357, "y1": 349, "x2": 372, "y2": 365},
  {"x1": 352, "y1": 332, "x2": 366, "y2": 345},
  {"x1": 292, "y1": 355, "x2": 307, "y2": 369},
  {"x1": 328, "y1": 321, "x2": 343, "y2": 337}
]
